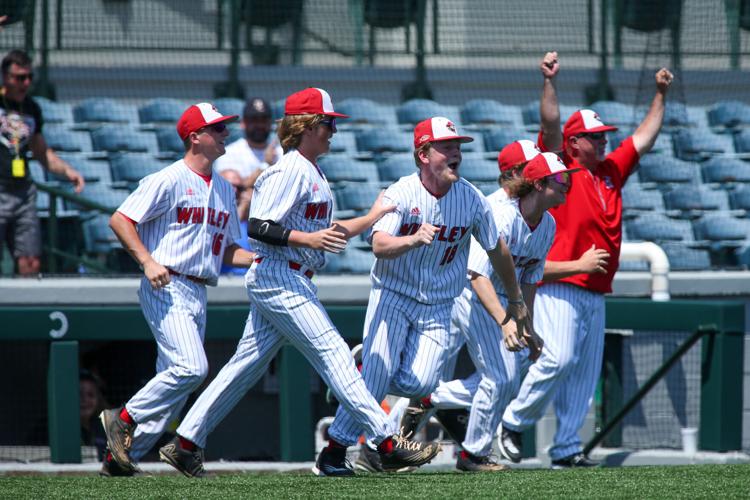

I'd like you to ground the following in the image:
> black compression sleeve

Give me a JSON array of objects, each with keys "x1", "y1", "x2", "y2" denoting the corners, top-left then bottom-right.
[{"x1": 247, "y1": 218, "x2": 292, "y2": 246}]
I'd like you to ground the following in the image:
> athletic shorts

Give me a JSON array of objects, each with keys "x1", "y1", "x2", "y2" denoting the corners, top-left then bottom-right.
[{"x1": 0, "y1": 181, "x2": 41, "y2": 258}]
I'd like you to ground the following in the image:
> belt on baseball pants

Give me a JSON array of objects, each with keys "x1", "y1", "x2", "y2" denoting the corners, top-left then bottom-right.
[
  {"x1": 254, "y1": 257, "x2": 314, "y2": 279},
  {"x1": 167, "y1": 268, "x2": 208, "y2": 285}
]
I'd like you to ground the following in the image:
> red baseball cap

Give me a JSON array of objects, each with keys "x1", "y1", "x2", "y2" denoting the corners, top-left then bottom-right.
[
  {"x1": 497, "y1": 139, "x2": 541, "y2": 172},
  {"x1": 413, "y1": 116, "x2": 474, "y2": 148},
  {"x1": 177, "y1": 103, "x2": 239, "y2": 141},
  {"x1": 563, "y1": 109, "x2": 618, "y2": 139},
  {"x1": 284, "y1": 88, "x2": 349, "y2": 118},
  {"x1": 523, "y1": 152, "x2": 581, "y2": 182}
]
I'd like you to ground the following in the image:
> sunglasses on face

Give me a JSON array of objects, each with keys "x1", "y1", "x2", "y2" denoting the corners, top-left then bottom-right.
[
  {"x1": 9, "y1": 72, "x2": 33, "y2": 82},
  {"x1": 319, "y1": 117, "x2": 336, "y2": 129},
  {"x1": 578, "y1": 131, "x2": 606, "y2": 141},
  {"x1": 548, "y1": 171, "x2": 571, "y2": 186},
  {"x1": 203, "y1": 123, "x2": 227, "y2": 134}
]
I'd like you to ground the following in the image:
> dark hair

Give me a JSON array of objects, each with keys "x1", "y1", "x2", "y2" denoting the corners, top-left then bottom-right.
[{"x1": 1, "y1": 49, "x2": 32, "y2": 75}]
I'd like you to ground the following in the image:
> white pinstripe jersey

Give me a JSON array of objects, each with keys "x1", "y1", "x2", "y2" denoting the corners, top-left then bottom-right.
[
  {"x1": 117, "y1": 159, "x2": 242, "y2": 286},
  {"x1": 467, "y1": 197, "x2": 555, "y2": 292},
  {"x1": 249, "y1": 149, "x2": 333, "y2": 270},
  {"x1": 370, "y1": 173, "x2": 499, "y2": 304},
  {"x1": 486, "y1": 187, "x2": 509, "y2": 205}
]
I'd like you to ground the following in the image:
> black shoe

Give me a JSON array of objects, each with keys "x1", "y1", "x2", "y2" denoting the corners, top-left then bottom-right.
[
  {"x1": 435, "y1": 409, "x2": 469, "y2": 444},
  {"x1": 158, "y1": 436, "x2": 206, "y2": 478},
  {"x1": 355, "y1": 445, "x2": 384, "y2": 473},
  {"x1": 399, "y1": 397, "x2": 435, "y2": 437},
  {"x1": 551, "y1": 453, "x2": 600, "y2": 469},
  {"x1": 497, "y1": 425, "x2": 523, "y2": 464},
  {"x1": 313, "y1": 445, "x2": 355, "y2": 477},
  {"x1": 99, "y1": 453, "x2": 135, "y2": 477},
  {"x1": 99, "y1": 408, "x2": 137, "y2": 472},
  {"x1": 325, "y1": 344, "x2": 364, "y2": 408},
  {"x1": 378, "y1": 434, "x2": 441, "y2": 471},
  {"x1": 456, "y1": 452, "x2": 510, "y2": 472}
]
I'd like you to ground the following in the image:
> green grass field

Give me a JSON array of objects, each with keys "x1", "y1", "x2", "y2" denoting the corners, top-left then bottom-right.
[{"x1": 2, "y1": 464, "x2": 749, "y2": 499}]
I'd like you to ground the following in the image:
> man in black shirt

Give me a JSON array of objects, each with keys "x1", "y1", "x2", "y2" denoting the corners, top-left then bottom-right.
[{"x1": 0, "y1": 49, "x2": 84, "y2": 275}]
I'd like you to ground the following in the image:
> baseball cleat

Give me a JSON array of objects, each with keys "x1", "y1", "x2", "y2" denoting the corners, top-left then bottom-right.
[
  {"x1": 378, "y1": 433, "x2": 441, "y2": 471},
  {"x1": 551, "y1": 453, "x2": 600, "y2": 469},
  {"x1": 158, "y1": 436, "x2": 207, "y2": 478},
  {"x1": 399, "y1": 397, "x2": 435, "y2": 438},
  {"x1": 497, "y1": 425, "x2": 523, "y2": 463},
  {"x1": 456, "y1": 451, "x2": 510, "y2": 472},
  {"x1": 312, "y1": 445, "x2": 355, "y2": 477},
  {"x1": 99, "y1": 448, "x2": 143, "y2": 477},
  {"x1": 99, "y1": 408, "x2": 136, "y2": 472},
  {"x1": 434, "y1": 408, "x2": 469, "y2": 444},
  {"x1": 354, "y1": 445, "x2": 384, "y2": 473}
]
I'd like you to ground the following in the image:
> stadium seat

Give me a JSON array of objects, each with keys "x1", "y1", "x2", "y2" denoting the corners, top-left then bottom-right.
[
  {"x1": 73, "y1": 98, "x2": 139, "y2": 126},
  {"x1": 336, "y1": 98, "x2": 397, "y2": 126},
  {"x1": 621, "y1": 185, "x2": 665, "y2": 213},
  {"x1": 659, "y1": 242, "x2": 712, "y2": 271},
  {"x1": 110, "y1": 153, "x2": 166, "y2": 188},
  {"x1": 732, "y1": 129, "x2": 750, "y2": 155},
  {"x1": 212, "y1": 98, "x2": 244, "y2": 117},
  {"x1": 483, "y1": 128, "x2": 535, "y2": 153},
  {"x1": 692, "y1": 213, "x2": 747, "y2": 243},
  {"x1": 81, "y1": 214, "x2": 121, "y2": 255},
  {"x1": 673, "y1": 128, "x2": 734, "y2": 162},
  {"x1": 610, "y1": 129, "x2": 673, "y2": 156},
  {"x1": 155, "y1": 126, "x2": 184, "y2": 156},
  {"x1": 474, "y1": 182, "x2": 500, "y2": 196},
  {"x1": 590, "y1": 101, "x2": 638, "y2": 128},
  {"x1": 138, "y1": 98, "x2": 185, "y2": 125},
  {"x1": 272, "y1": 99, "x2": 285, "y2": 120},
  {"x1": 522, "y1": 101, "x2": 579, "y2": 130},
  {"x1": 91, "y1": 125, "x2": 159, "y2": 154},
  {"x1": 701, "y1": 157, "x2": 750, "y2": 184},
  {"x1": 460, "y1": 153, "x2": 498, "y2": 183},
  {"x1": 329, "y1": 130, "x2": 358, "y2": 155},
  {"x1": 44, "y1": 125, "x2": 93, "y2": 153},
  {"x1": 377, "y1": 153, "x2": 416, "y2": 181},
  {"x1": 28, "y1": 160, "x2": 46, "y2": 184},
  {"x1": 728, "y1": 185, "x2": 750, "y2": 211},
  {"x1": 323, "y1": 248, "x2": 375, "y2": 274},
  {"x1": 707, "y1": 100, "x2": 750, "y2": 131},
  {"x1": 661, "y1": 101, "x2": 691, "y2": 129},
  {"x1": 63, "y1": 183, "x2": 129, "y2": 212},
  {"x1": 625, "y1": 213, "x2": 692, "y2": 243},
  {"x1": 318, "y1": 154, "x2": 379, "y2": 183},
  {"x1": 34, "y1": 96, "x2": 74, "y2": 124},
  {"x1": 336, "y1": 182, "x2": 383, "y2": 211},
  {"x1": 663, "y1": 185, "x2": 731, "y2": 216},
  {"x1": 356, "y1": 128, "x2": 412, "y2": 155},
  {"x1": 55, "y1": 153, "x2": 112, "y2": 184},
  {"x1": 637, "y1": 154, "x2": 699, "y2": 185},
  {"x1": 461, "y1": 100, "x2": 523, "y2": 128},
  {"x1": 396, "y1": 99, "x2": 459, "y2": 126}
]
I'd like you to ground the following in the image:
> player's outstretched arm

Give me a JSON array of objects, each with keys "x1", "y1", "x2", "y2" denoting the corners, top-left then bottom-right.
[
  {"x1": 539, "y1": 51, "x2": 563, "y2": 152},
  {"x1": 371, "y1": 223, "x2": 438, "y2": 259},
  {"x1": 632, "y1": 68, "x2": 673, "y2": 156},
  {"x1": 222, "y1": 244, "x2": 255, "y2": 268},
  {"x1": 469, "y1": 272, "x2": 524, "y2": 352},
  {"x1": 486, "y1": 238, "x2": 534, "y2": 339},
  {"x1": 332, "y1": 191, "x2": 397, "y2": 240},
  {"x1": 109, "y1": 211, "x2": 170, "y2": 289},
  {"x1": 541, "y1": 244, "x2": 610, "y2": 282}
]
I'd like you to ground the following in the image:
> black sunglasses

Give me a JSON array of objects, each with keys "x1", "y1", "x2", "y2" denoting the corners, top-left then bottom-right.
[
  {"x1": 9, "y1": 72, "x2": 33, "y2": 82},
  {"x1": 203, "y1": 122, "x2": 227, "y2": 134},
  {"x1": 578, "y1": 131, "x2": 606, "y2": 141},
  {"x1": 319, "y1": 117, "x2": 336, "y2": 129}
]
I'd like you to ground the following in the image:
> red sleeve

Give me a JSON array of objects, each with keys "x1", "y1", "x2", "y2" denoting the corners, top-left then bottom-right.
[
  {"x1": 116, "y1": 211, "x2": 138, "y2": 226},
  {"x1": 606, "y1": 136, "x2": 640, "y2": 182}
]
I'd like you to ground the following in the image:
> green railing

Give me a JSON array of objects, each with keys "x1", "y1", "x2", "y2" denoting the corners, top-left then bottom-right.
[{"x1": 0, "y1": 298, "x2": 744, "y2": 463}]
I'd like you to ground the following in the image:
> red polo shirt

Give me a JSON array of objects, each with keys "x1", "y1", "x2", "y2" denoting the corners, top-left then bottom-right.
[{"x1": 540, "y1": 136, "x2": 640, "y2": 294}]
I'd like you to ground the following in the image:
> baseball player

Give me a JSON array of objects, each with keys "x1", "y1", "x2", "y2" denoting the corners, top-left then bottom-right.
[
  {"x1": 497, "y1": 54, "x2": 674, "y2": 468},
  {"x1": 159, "y1": 88, "x2": 441, "y2": 478},
  {"x1": 324, "y1": 116, "x2": 535, "y2": 472},
  {"x1": 408, "y1": 152, "x2": 578, "y2": 471},
  {"x1": 99, "y1": 103, "x2": 255, "y2": 475}
]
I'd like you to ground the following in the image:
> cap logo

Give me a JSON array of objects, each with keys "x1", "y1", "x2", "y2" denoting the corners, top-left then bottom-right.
[
  {"x1": 410, "y1": 207, "x2": 421, "y2": 216},
  {"x1": 420, "y1": 134, "x2": 431, "y2": 143},
  {"x1": 445, "y1": 121, "x2": 456, "y2": 133},
  {"x1": 252, "y1": 100, "x2": 264, "y2": 112}
]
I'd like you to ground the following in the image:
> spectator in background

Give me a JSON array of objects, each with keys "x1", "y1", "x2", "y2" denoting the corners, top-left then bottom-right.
[
  {"x1": 0, "y1": 49, "x2": 84, "y2": 276},
  {"x1": 79, "y1": 369, "x2": 108, "y2": 461},
  {"x1": 214, "y1": 97, "x2": 283, "y2": 194},
  {"x1": 219, "y1": 168, "x2": 252, "y2": 275}
]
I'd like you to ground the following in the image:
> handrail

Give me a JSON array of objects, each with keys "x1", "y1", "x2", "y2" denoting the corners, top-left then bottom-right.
[{"x1": 620, "y1": 241, "x2": 670, "y2": 301}]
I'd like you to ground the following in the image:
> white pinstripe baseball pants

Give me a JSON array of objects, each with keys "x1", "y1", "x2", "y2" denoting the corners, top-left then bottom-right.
[
  {"x1": 328, "y1": 287, "x2": 455, "y2": 446},
  {"x1": 176, "y1": 259, "x2": 391, "y2": 448},
  {"x1": 502, "y1": 282, "x2": 605, "y2": 460},
  {"x1": 126, "y1": 276, "x2": 209, "y2": 462}
]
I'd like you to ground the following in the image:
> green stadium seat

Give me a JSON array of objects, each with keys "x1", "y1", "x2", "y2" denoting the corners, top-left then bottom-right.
[
  {"x1": 55, "y1": 153, "x2": 112, "y2": 185},
  {"x1": 212, "y1": 98, "x2": 244, "y2": 117},
  {"x1": 461, "y1": 100, "x2": 523, "y2": 128},
  {"x1": 336, "y1": 182, "x2": 383, "y2": 212},
  {"x1": 396, "y1": 99, "x2": 460, "y2": 126},
  {"x1": 45, "y1": 125, "x2": 93, "y2": 153},
  {"x1": 460, "y1": 153, "x2": 497, "y2": 183},
  {"x1": 376, "y1": 153, "x2": 416, "y2": 181},
  {"x1": 91, "y1": 125, "x2": 159, "y2": 154},
  {"x1": 318, "y1": 154, "x2": 379, "y2": 183},
  {"x1": 34, "y1": 96, "x2": 74, "y2": 124},
  {"x1": 110, "y1": 153, "x2": 166, "y2": 189},
  {"x1": 337, "y1": 98, "x2": 398, "y2": 126},
  {"x1": 356, "y1": 128, "x2": 412, "y2": 156},
  {"x1": 73, "y1": 98, "x2": 139, "y2": 126},
  {"x1": 637, "y1": 154, "x2": 699, "y2": 185},
  {"x1": 673, "y1": 128, "x2": 734, "y2": 162},
  {"x1": 139, "y1": 98, "x2": 185, "y2": 125},
  {"x1": 701, "y1": 157, "x2": 750, "y2": 185}
]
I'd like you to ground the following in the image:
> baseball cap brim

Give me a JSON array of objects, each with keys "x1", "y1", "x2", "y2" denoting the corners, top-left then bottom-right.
[
  {"x1": 205, "y1": 114, "x2": 240, "y2": 127},
  {"x1": 429, "y1": 135, "x2": 474, "y2": 144},
  {"x1": 565, "y1": 124, "x2": 618, "y2": 138},
  {"x1": 322, "y1": 111, "x2": 349, "y2": 118}
]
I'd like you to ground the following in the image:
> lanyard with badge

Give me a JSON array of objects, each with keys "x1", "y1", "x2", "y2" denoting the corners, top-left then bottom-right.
[{"x1": 2, "y1": 88, "x2": 25, "y2": 178}]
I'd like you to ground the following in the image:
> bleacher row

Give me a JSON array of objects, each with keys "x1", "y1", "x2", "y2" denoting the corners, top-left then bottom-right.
[{"x1": 32, "y1": 96, "x2": 750, "y2": 274}]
